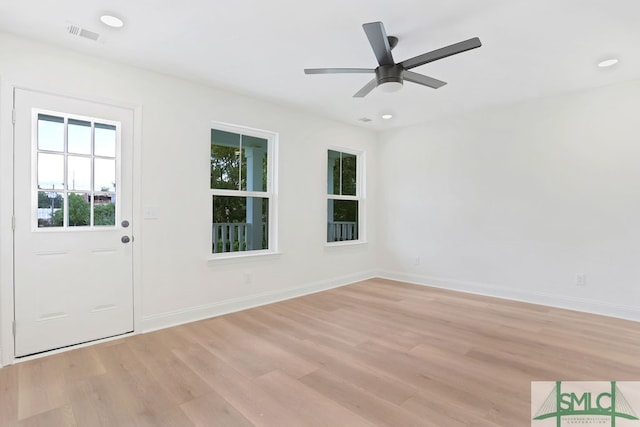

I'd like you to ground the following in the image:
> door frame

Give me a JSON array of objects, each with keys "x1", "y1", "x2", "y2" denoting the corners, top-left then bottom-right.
[{"x1": 0, "y1": 80, "x2": 143, "y2": 366}]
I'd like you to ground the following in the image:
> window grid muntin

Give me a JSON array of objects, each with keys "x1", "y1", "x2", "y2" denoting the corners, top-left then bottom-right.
[{"x1": 35, "y1": 111, "x2": 119, "y2": 229}]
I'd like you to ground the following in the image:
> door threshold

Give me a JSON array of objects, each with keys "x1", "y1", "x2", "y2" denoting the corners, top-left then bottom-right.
[{"x1": 12, "y1": 330, "x2": 135, "y2": 364}]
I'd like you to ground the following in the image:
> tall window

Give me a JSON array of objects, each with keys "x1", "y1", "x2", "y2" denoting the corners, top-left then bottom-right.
[
  {"x1": 210, "y1": 123, "x2": 276, "y2": 255},
  {"x1": 327, "y1": 148, "x2": 362, "y2": 243}
]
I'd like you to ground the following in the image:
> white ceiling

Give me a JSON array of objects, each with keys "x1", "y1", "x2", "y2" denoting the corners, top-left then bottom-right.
[{"x1": 1, "y1": 0, "x2": 639, "y2": 130}]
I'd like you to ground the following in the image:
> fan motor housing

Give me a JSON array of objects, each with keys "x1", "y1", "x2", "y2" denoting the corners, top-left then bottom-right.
[{"x1": 376, "y1": 64, "x2": 404, "y2": 86}]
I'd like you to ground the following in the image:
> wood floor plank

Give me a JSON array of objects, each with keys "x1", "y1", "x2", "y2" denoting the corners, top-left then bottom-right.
[
  {"x1": 172, "y1": 344, "x2": 313, "y2": 427},
  {"x1": 17, "y1": 353, "x2": 70, "y2": 420},
  {"x1": 299, "y1": 367, "x2": 431, "y2": 427},
  {"x1": 254, "y1": 370, "x2": 375, "y2": 427},
  {"x1": 17, "y1": 404, "x2": 76, "y2": 427},
  {"x1": 183, "y1": 317, "x2": 319, "y2": 380},
  {"x1": 220, "y1": 309, "x2": 419, "y2": 405},
  {"x1": 67, "y1": 371, "x2": 147, "y2": 426},
  {"x1": 127, "y1": 334, "x2": 213, "y2": 404},
  {"x1": 180, "y1": 391, "x2": 254, "y2": 427},
  {"x1": 62, "y1": 346, "x2": 106, "y2": 382},
  {"x1": 300, "y1": 335, "x2": 418, "y2": 405},
  {"x1": 0, "y1": 364, "x2": 19, "y2": 426},
  {"x1": 258, "y1": 302, "x2": 373, "y2": 346},
  {"x1": 1, "y1": 278, "x2": 639, "y2": 426}
]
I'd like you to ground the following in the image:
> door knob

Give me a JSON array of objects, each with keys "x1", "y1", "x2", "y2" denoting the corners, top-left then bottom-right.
[{"x1": 121, "y1": 236, "x2": 131, "y2": 244}]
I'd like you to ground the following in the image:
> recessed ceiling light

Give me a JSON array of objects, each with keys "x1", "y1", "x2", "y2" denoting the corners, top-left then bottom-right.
[
  {"x1": 597, "y1": 58, "x2": 618, "y2": 68},
  {"x1": 100, "y1": 14, "x2": 124, "y2": 28},
  {"x1": 381, "y1": 114, "x2": 393, "y2": 120}
]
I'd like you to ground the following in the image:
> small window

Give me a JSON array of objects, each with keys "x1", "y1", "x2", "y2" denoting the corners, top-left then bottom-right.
[
  {"x1": 210, "y1": 123, "x2": 276, "y2": 255},
  {"x1": 327, "y1": 149, "x2": 363, "y2": 243},
  {"x1": 35, "y1": 113, "x2": 118, "y2": 229}
]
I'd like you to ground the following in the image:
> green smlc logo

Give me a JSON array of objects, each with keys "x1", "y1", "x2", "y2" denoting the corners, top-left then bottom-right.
[{"x1": 533, "y1": 381, "x2": 639, "y2": 426}]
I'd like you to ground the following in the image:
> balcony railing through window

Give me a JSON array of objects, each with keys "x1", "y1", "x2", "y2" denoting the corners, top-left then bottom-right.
[
  {"x1": 327, "y1": 221, "x2": 358, "y2": 242},
  {"x1": 212, "y1": 222, "x2": 268, "y2": 253}
]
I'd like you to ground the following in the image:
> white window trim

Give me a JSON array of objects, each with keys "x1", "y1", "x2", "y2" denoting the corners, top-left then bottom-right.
[
  {"x1": 326, "y1": 146, "x2": 365, "y2": 246},
  {"x1": 31, "y1": 109, "x2": 122, "y2": 231},
  {"x1": 209, "y1": 121, "x2": 278, "y2": 260}
]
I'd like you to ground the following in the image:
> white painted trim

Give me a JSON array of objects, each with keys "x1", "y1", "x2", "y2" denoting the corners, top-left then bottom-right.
[
  {"x1": 207, "y1": 251, "x2": 282, "y2": 263},
  {"x1": 325, "y1": 240, "x2": 369, "y2": 248},
  {"x1": 378, "y1": 270, "x2": 640, "y2": 323},
  {"x1": 131, "y1": 104, "x2": 143, "y2": 334},
  {"x1": 0, "y1": 77, "x2": 15, "y2": 367},
  {"x1": 326, "y1": 146, "x2": 366, "y2": 244},
  {"x1": 141, "y1": 270, "x2": 378, "y2": 333},
  {"x1": 211, "y1": 120, "x2": 278, "y2": 141},
  {"x1": 210, "y1": 121, "x2": 279, "y2": 257}
]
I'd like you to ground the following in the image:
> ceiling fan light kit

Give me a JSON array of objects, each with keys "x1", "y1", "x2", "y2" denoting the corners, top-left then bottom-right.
[
  {"x1": 376, "y1": 64, "x2": 404, "y2": 92},
  {"x1": 379, "y1": 81, "x2": 403, "y2": 93},
  {"x1": 304, "y1": 21, "x2": 481, "y2": 98}
]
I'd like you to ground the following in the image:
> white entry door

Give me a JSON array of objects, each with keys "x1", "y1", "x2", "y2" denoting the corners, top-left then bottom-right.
[{"x1": 13, "y1": 88, "x2": 134, "y2": 357}]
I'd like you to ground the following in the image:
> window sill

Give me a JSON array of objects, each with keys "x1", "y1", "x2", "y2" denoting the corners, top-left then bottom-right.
[
  {"x1": 207, "y1": 250, "x2": 282, "y2": 265},
  {"x1": 325, "y1": 240, "x2": 368, "y2": 248}
]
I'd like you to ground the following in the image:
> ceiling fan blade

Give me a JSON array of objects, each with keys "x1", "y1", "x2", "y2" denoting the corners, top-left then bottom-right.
[
  {"x1": 403, "y1": 71, "x2": 447, "y2": 89},
  {"x1": 362, "y1": 22, "x2": 395, "y2": 66},
  {"x1": 353, "y1": 78, "x2": 377, "y2": 98},
  {"x1": 304, "y1": 68, "x2": 375, "y2": 74},
  {"x1": 401, "y1": 37, "x2": 482, "y2": 70}
]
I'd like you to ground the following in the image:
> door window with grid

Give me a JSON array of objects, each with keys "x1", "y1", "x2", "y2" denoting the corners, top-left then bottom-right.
[{"x1": 35, "y1": 113, "x2": 119, "y2": 229}]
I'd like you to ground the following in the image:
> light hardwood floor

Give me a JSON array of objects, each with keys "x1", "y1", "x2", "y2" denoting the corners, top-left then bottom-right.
[{"x1": 1, "y1": 278, "x2": 639, "y2": 426}]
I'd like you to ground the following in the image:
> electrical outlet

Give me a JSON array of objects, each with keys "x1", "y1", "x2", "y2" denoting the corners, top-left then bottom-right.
[
  {"x1": 576, "y1": 274, "x2": 586, "y2": 287},
  {"x1": 243, "y1": 272, "x2": 252, "y2": 284}
]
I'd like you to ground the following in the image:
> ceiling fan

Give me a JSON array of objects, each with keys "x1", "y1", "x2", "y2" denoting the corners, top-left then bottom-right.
[{"x1": 304, "y1": 21, "x2": 481, "y2": 98}]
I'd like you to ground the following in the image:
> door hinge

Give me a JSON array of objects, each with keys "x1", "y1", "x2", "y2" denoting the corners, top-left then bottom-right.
[
  {"x1": 12, "y1": 108, "x2": 16, "y2": 124},
  {"x1": 11, "y1": 216, "x2": 15, "y2": 231},
  {"x1": 12, "y1": 321, "x2": 16, "y2": 337}
]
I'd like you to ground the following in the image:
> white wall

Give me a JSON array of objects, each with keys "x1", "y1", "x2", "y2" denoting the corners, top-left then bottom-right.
[
  {"x1": 0, "y1": 32, "x2": 378, "y2": 363},
  {"x1": 2, "y1": 29, "x2": 638, "y2": 365},
  {"x1": 377, "y1": 79, "x2": 640, "y2": 320}
]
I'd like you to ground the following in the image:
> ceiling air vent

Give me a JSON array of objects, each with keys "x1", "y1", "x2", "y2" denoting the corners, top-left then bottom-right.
[
  {"x1": 67, "y1": 24, "x2": 101, "y2": 42},
  {"x1": 358, "y1": 117, "x2": 372, "y2": 123}
]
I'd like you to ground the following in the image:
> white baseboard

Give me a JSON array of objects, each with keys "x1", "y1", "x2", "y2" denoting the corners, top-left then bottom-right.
[
  {"x1": 141, "y1": 270, "x2": 378, "y2": 333},
  {"x1": 378, "y1": 270, "x2": 640, "y2": 323}
]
